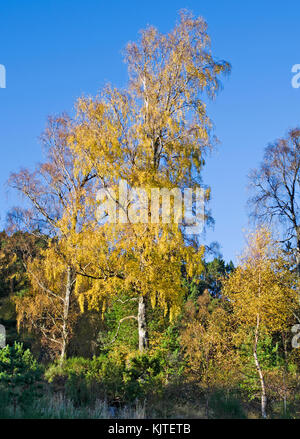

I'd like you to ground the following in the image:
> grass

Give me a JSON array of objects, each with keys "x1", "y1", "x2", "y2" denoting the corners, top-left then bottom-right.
[{"x1": 0, "y1": 392, "x2": 147, "y2": 419}]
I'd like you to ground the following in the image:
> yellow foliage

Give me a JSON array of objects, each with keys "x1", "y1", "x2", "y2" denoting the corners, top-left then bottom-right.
[{"x1": 223, "y1": 227, "x2": 298, "y2": 337}]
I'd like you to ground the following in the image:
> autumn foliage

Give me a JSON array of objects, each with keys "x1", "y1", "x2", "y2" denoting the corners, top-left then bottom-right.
[{"x1": 1, "y1": 11, "x2": 300, "y2": 419}]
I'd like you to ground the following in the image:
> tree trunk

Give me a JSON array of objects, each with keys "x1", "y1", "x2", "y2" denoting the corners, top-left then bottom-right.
[
  {"x1": 254, "y1": 314, "x2": 267, "y2": 419},
  {"x1": 282, "y1": 332, "x2": 288, "y2": 415},
  {"x1": 60, "y1": 266, "x2": 72, "y2": 366},
  {"x1": 138, "y1": 295, "x2": 149, "y2": 352}
]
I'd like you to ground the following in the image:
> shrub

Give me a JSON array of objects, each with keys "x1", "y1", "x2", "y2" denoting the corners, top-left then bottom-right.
[
  {"x1": 0, "y1": 342, "x2": 42, "y2": 416},
  {"x1": 45, "y1": 350, "x2": 165, "y2": 406}
]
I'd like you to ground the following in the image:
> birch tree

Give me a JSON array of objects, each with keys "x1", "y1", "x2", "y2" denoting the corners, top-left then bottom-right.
[
  {"x1": 69, "y1": 10, "x2": 230, "y2": 351},
  {"x1": 15, "y1": 241, "x2": 79, "y2": 363},
  {"x1": 223, "y1": 228, "x2": 298, "y2": 418},
  {"x1": 8, "y1": 115, "x2": 95, "y2": 362}
]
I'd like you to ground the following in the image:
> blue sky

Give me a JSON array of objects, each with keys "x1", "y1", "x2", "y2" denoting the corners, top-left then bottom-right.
[{"x1": 0, "y1": 0, "x2": 299, "y2": 263}]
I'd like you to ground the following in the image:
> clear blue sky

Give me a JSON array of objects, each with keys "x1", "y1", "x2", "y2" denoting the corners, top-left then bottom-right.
[{"x1": 1, "y1": 0, "x2": 299, "y2": 264}]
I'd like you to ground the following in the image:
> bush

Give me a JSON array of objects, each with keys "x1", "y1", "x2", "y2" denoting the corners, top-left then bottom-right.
[
  {"x1": 45, "y1": 350, "x2": 164, "y2": 406},
  {"x1": 0, "y1": 342, "x2": 42, "y2": 416}
]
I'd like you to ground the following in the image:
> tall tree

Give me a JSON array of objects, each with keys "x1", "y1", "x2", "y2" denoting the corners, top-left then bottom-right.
[
  {"x1": 249, "y1": 128, "x2": 300, "y2": 274},
  {"x1": 69, "y1": 10, "x2": 230, "y2": 351},
  {"x1": 8, "y1": 115, "x2": 95, "y2": 361}
]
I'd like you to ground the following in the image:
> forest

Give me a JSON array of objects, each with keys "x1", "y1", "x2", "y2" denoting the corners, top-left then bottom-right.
[{"x1": 0, "y1": 10, "x2": 300, "y2": 419}]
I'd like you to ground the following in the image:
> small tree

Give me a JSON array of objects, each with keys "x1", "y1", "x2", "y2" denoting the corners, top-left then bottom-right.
[
  {"x1": 180, "y1": 290, "x2": 240, "y2": 392},
  {"x1": 223, "y1": 228, "x2": 298, "y2": 418},
  {"x1": 15, "y1": 241, "x2": 79, "y2": 364}
]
